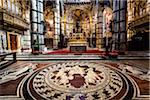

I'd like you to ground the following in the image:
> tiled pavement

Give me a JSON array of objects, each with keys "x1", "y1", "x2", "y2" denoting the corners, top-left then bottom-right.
[
  {"x1": 0, "y1": 61, "x2": 149, "y2": 100},
  {"x1": 1, "y1": 51, "x2": 149, "y2": 99}
]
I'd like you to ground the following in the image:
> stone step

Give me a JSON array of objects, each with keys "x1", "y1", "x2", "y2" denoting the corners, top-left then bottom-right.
[{"x1": 0, "y1": 96, "x2": 23, "y2": 100}]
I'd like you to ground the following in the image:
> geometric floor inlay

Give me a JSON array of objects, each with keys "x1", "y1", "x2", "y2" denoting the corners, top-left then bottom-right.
[
  {"x1": 0, "y1": 61, "x2": 149, "y2": 100},
  {"x1": 34, "y1": 62, "x2": 122, "y2": 99},
  {"x1": 18, "y1": 61, "x2": 138, "y2": 100}
]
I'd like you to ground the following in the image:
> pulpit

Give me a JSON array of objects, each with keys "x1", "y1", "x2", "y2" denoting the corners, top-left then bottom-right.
[{"x1": 68, "y1": 33, "x2": 87, "y2": 53}]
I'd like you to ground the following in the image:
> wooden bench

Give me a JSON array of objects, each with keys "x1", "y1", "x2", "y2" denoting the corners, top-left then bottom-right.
[{"x1": 0, "y1": 52, "x2": 16, "y2": 70}]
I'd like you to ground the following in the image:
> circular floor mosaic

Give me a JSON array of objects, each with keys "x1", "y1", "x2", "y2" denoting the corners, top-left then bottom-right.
[{"x1": 19, "y1": 62, "x2": 136, "y2": 100}]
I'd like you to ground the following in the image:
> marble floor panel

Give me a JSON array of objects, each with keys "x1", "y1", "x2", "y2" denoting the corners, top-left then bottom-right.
[{"x1": 0, "y1": 60, "x2": 149, "y2": 100}]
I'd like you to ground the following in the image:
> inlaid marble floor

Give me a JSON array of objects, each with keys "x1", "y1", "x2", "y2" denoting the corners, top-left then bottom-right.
[{"x1": 0, "y1": 60, "x2": 149, "y2": 100}]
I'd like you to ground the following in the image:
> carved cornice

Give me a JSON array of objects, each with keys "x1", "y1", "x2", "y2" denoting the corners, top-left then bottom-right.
[
  {"x1": 0, "y1": 9, "x2": 29, "y2": 30},
  {"x1": 128, "y1": 13, "x2": 149, "y2": 29}
]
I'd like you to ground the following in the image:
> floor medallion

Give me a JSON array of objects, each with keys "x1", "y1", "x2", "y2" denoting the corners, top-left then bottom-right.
[{"x1": 19, "y1": 62, "x2": 137, "y2": 100}]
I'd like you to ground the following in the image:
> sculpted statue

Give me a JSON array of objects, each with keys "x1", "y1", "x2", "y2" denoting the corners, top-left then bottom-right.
[{"x1": 76, "y1": 18, "x2": 80, "y2": 33}]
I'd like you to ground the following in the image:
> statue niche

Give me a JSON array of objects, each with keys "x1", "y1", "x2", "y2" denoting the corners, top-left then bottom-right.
[{"x1": 74, "y1": 18, "x2": 82, "y2": 33}]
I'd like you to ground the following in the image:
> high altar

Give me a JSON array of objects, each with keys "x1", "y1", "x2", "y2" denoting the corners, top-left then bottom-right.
[
  {"x1": 68, "y1": 16, "x2": 88, "y2": 53},
  {"x1": 68, "y1": 33, "x2": 88, "y2": 53}
]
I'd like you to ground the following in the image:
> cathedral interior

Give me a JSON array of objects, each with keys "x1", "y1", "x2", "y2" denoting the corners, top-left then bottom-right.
[{"x1": 0, "y1": 0, "x2": 149, "y2": 100}]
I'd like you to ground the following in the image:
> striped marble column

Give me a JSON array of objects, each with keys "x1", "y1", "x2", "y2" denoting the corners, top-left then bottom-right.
[
  {"x1": 53, "y1": 0, "x2": 60, "y2": 49},
  {"x1": 97, "y1": 8, "x2": 103, "y2": 50},
  {"x1": 31, "y1": 0, "x2": 44, "y2": 52},
  {"x1": 112, "y1": 0, "x2": 127, "y2": 51}
]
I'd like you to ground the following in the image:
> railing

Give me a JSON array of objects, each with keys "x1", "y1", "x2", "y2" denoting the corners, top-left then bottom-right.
[{"x1": 0, "y1": 52, "x2": 16, "y2": 70}]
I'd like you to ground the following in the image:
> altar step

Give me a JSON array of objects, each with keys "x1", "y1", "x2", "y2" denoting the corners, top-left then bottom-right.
[
  {"x1": 46, "y1": 49, "x2": 104, "y2": 55},
  {"x1": 5, "y1": 54, "x2": 149, "y2": 61},
  {"x1": 5, "y1": 54, "x2": 102, "y2": 61}
]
